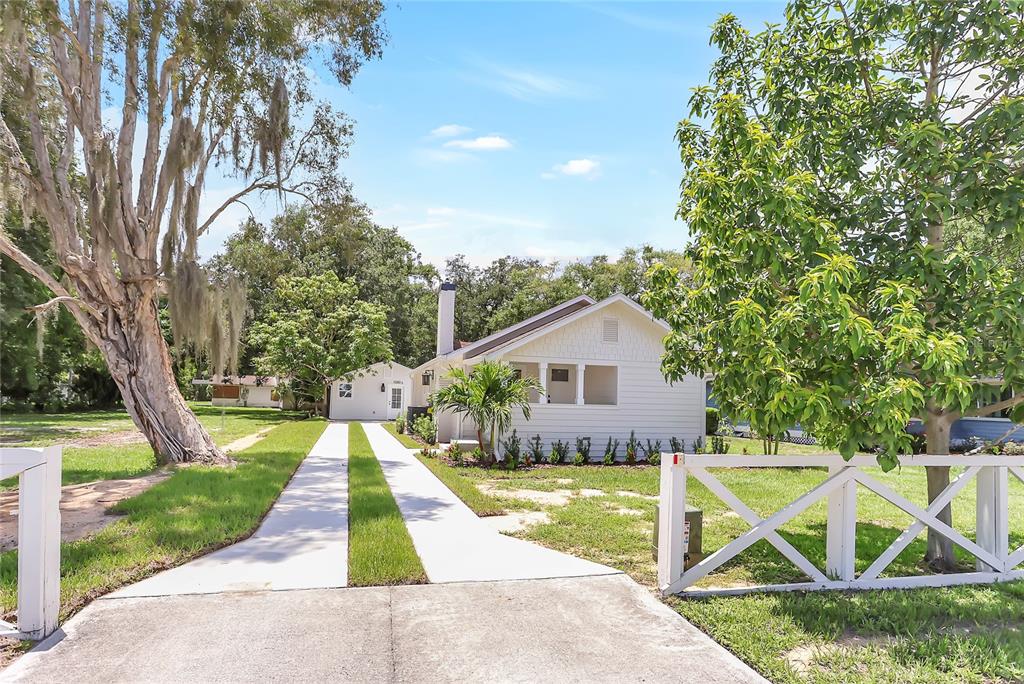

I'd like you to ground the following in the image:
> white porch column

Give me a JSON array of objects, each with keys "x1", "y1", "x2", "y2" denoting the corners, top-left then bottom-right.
[
  {"x1": 575, "y1": 364, "x2": 586, "y2": 405},
  {"x1": 539, "y1": 362, "x2": 548, "y2": 404}
]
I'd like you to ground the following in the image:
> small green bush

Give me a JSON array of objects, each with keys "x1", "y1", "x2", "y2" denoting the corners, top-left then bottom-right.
[
  {"x1": 693, "y1": 436, "x2": 704, "y2": 453},
  {"x1": 625, "y1": 430, "x2": 639, "y2": 465},
  {"x1": 527, "y1": 434, "x2": 544, "y2": 465},
  {"x1": 648, "y1": 452, "x2": 661, "y2": 466},
  {"x1": 395, "y1": 413, "x2": 406, "y2": 434},
  {"x1": 603, "y1": 436, "x2": 619, "y2": 465},
  {"x1": 641, "y1": 438, "x2": 661, "y2": 463},
  {"x1": 502, "y1": 429, "x2": 522, "y2": 470},
  {"x1": 669, "y1": 436, "x2": 684, "y2": 453},
  {"x1": 419, "y1": 445, "x2": 434, "y2": 459},
  {"x1": 549, "y1": 439, "x2": 569, "y2": 464},
  {"x1": 574, "y1": 436, "x2": 591, "y2": 465},
  {"x1": 706, "y1": 407, "x2": 720, "y2": 435},
  {"x1": 412, "y1": 415, "x2": 437, "y2": 444},
  {"x1": 709, "y1": 434, "x2": 729, "y2": 454}
]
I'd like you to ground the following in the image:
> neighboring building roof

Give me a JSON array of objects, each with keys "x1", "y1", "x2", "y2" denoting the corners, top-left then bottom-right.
[{"x1": 211, "y1": 375, "x2": 279, "y2": 387}]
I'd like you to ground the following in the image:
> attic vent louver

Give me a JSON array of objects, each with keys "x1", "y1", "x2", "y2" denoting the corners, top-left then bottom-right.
[{"x1": 602, "y1": 318, "x2": 619, "y2": 343}]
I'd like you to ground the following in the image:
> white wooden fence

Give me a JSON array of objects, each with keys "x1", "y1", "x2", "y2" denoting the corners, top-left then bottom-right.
[
  {"x1": 1, "y1": 446, "x2": 61, "y2": 639},
  {"x1": 658, "y1": 452, "x2": 1024, "y2": 596}
]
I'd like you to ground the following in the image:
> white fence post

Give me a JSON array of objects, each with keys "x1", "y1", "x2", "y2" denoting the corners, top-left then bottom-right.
[
  {"x1": 825, "y1": 466, "x2": 856, "y2": 580},
  {"x1": 976, "y1": 465, "x2": 1008, "y2": 572},
  {"x1": 657, "y1": 453, "x2": 686, "y2": 593},
  {"x1": 9, "y1": 446, "x2": 62, "y2": 640}
]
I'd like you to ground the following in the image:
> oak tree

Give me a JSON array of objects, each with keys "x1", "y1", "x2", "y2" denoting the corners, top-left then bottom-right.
[{"x1": 0, "y1": 1, "x2": 385, "y2": 462}]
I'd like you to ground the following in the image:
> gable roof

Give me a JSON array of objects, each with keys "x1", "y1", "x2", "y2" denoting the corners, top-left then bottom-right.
[
  {"x1": 476, "y1": 293, "x2": 669, "y2": 360},
  {"x1": 411, "y1": 294, "x2": 595, "y2": 372}
]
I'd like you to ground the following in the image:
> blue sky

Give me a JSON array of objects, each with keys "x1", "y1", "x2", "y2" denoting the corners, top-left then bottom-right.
[{"x1": 198, "y1": 1, "x2": 787, "y2": 268}]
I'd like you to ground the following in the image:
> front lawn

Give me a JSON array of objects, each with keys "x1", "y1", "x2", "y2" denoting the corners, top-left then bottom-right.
[
  {"x1": 0, "y1": 419, "x2": 326, "y2": 624},
  {"x1": 348, "y1": 423, "x2": 426, "y2": 585},
  {"x1": 429, "y1": 458, "x2": 1024, "y2": 683},
  {"x1": 1, "y1": 404, "x2": 303, "y2": 489}
]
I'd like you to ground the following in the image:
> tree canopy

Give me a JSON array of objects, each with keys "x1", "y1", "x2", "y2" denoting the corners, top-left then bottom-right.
[
  {"x1": 644, "y1": 0, "x2": 1024, "y2": 568},
  {"x1": 0, "y1": 0, "x2": 386, "y2": 462},
  {"x1": 248, "y1": 272, "x2": 392, "y2": 413}
]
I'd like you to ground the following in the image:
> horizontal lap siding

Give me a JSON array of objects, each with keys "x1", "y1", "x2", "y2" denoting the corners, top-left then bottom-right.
[{"x1": 508, "y1": 365, "x2": 703, "y2": 455}]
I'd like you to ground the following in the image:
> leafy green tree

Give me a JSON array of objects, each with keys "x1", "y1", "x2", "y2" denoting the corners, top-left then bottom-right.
[
  {"x1": 248, "y1": 273, "x2": 392, "y2": 415},
  {"x1": 1, "y1": 1, "x2": 385, "y2": 463},
  {"x1": 431, "y1": 361, "x2": 543, "y2": 464},
  {"x1": 645, "y1": 0, "x2": 1024, "y2": 569},
  {"x1": 210, "y1": 204, "x2": 438, "y2": 368}
]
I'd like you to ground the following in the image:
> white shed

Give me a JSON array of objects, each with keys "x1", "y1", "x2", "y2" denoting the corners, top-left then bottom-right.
[{"x1": 328, "y1": 362, "x2": 412, "y2": 422}]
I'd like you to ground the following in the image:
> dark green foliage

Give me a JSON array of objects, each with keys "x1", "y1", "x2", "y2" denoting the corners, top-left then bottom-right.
[
  {"x1": 549, "y1": 439, "x2": 569, "y2": 465},
  {"x1": 625, "y1": 430, "x2": 639, "y2": 465},
  {"x1": 501, "y1": 429, "x2": 522, "y2": 470},
  {"x1": 603, "y1": 436, "x2": 619, "y2": 465},
  {"x1": 705, "y1": 407, "x2": 720, "y2": 436},
  {"x1": 669, "y1": 436, "x2": 684, "y2": 453},
  {"x1": 574, "y1": 436, "x2": 591, "y2": 465},
  {"x1": 527, "y1": 434, "x2": 545, "y2": 465},
  {"x1": 641, "y1": 439, "x2": 661, "y2": 463}
]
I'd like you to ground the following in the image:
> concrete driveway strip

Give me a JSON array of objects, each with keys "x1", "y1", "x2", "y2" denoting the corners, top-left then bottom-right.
[
  {"x1": 3, "y1": 576, "x2": 765, "y2": 683},
  {"x1": 362, "y1": 421, "x2": 619, "y2": 583},
  {"x1": 109, "y1": 422, "x2": 350, "y2": 597}
]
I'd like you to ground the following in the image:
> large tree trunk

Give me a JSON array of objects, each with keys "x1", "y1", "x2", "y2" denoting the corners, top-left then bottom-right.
[
  {"x1": 924, "y1": 409, "x2": 956, "y2": 571},
  {"x1": 95, "y1": 288, "x2": 226, "y2": 466}
]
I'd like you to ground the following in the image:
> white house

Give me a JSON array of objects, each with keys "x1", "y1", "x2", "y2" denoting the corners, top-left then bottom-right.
[
  {"x1": 210, "y1": 375, "x2": 282, "y2": 409},
  {"x1": 328, "y1": 361, "x2": 412, "y2": 421},
  {"x1": 409, "y1": 283, "x2": 705, "y2": 456}
]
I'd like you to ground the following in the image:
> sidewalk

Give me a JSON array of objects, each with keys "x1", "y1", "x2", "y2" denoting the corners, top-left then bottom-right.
[
  {"x1": 109, "y1": 422, "x2": 349, "y2": 597},
  {"x1": 361, "y1": 422, "x2": 618, "y2": 583}
]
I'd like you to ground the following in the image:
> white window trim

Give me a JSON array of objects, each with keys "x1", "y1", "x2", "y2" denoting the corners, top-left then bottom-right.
[{"x1": 338, "y1": 382, "x2": 353, "y2": 399}]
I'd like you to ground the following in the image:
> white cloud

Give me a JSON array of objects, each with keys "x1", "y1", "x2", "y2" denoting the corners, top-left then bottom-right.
[
  {"x1": 547, "y1": 158, "x2": 601, "y2": 179},
  {"x1": 443, "y1": 135, "x2": 513, "y2": 151},
  {"x1": 464, "y1": 62, "x2": 592, "y2": 102},
  {"x1": 430, "y1": 124, "x2": 472, "y2": 138}
]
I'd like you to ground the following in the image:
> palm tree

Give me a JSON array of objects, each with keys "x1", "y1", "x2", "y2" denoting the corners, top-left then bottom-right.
[{"x1": 431, "y1": 361, "x2": 543, "y2": 462}]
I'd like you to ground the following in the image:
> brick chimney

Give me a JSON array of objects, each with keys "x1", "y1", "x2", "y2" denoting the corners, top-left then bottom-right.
[{"x1": 436, "y1": 282, "x2": 456, "y2": 356}]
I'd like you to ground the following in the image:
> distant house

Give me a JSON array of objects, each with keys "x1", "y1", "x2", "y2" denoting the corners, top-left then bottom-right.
[
  {"x1": 409, "y1": 283, "x2": 705, "y2": 452},
  {"x1": 210, "y1": 375, "x2": 282, "y2": 409},
  {"x1": 327, "y1": 362, "x2": 412, "y2": 422}
]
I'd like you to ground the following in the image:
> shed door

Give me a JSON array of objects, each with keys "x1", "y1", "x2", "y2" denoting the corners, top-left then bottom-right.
[{"x1": 387, "y1": 385, "x2": 404, "y2": 420}]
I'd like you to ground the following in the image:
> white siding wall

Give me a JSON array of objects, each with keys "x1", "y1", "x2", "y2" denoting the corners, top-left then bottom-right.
[
  {"x1": 505, "y1": 364, "x2": 703, "y2": 458},
  {"x1": 500, "y1": 301, "x2": 703, "y2": 456},
  {"x1": 328, "y1": 363, "x2": 411, "y2": 421}
]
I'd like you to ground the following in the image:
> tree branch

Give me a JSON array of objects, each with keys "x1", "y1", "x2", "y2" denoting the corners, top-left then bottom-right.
[{"x1": 964, "y1": 394, "x2": 1024, "y2": 418}]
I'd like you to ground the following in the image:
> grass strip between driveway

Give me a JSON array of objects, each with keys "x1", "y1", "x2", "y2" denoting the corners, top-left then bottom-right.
[
  {"x1": 1, "y1": 419, "x2": 327, "y2": 623},
  {"x1": 347, "y1": 423, "x2": 426, "y2": 586}
]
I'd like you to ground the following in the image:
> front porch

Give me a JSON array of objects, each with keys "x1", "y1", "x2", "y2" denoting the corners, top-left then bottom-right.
[{"x1": 509, "y1": 361, "x2": 618, "y2": 406}]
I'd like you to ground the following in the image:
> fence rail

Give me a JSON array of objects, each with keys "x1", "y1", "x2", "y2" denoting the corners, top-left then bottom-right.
[
  {"x1": 1, "y1": 446, "x2": 61, "y2": 640},
  {"x1": 657, "y1": 452, "x2": 1024, "y2": 596}
]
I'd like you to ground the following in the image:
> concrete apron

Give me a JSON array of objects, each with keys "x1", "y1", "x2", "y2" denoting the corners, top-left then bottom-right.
[
  {"x1": 2, "y1": 575, "x2": 767, "y2": 683},
  {"x1": 362, "y1": 421, "x2": 619, "y2": 583},
  {"x1": 109, "y1": 422, "x2": 350, "y2": 597}
]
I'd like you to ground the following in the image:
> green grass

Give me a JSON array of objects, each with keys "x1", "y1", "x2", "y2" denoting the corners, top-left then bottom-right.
[
  {"x1": 1, "y1": 419, "x2": 326, "y2": 623},
  {"x1": 347, "y1": 423, "x2": 426, "y2": 586},
  {"x1": 429, "y1": 459, "x2": 1024, "y2": 683},
  {"x1": 382, "y1": 421, "x2": 422, "y2": 449},
  {"x1": 1, "y1": 404, "x2": 303, "y2": 489}
]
